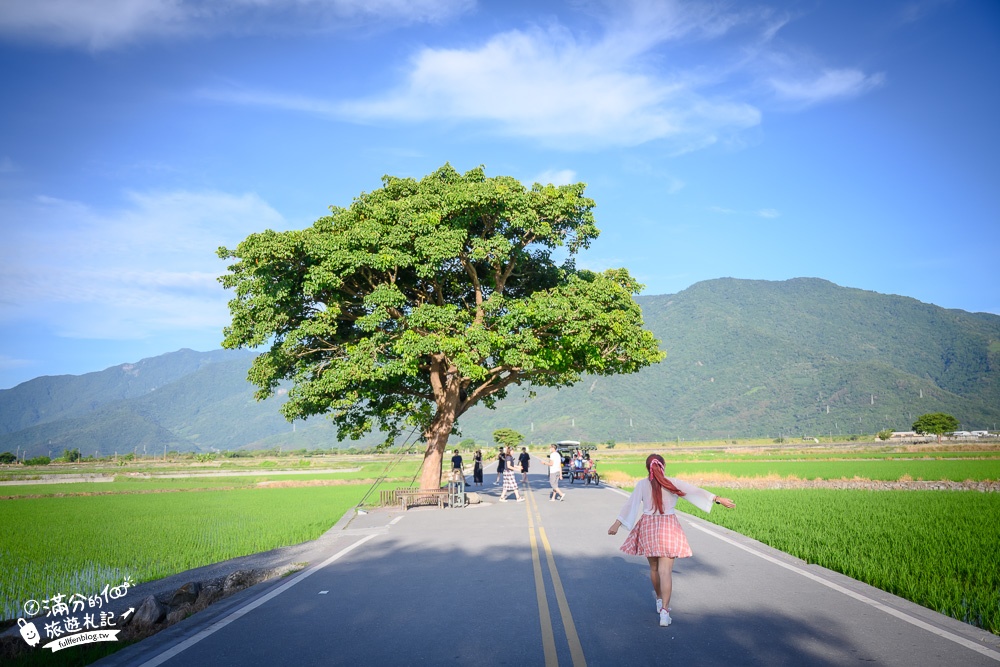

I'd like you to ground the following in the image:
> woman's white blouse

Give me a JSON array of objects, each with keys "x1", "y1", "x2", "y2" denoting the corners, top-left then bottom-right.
[{"x1": 616, "y1": 478, "x2": 716, "y2": 530}]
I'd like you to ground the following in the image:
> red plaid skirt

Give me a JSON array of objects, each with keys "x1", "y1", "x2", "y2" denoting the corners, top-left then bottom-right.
[{"x1": 620, "y1": 513, "x2": 693, "y2": 559}]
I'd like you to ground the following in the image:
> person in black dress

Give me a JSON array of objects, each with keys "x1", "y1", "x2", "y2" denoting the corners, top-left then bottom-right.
[
  {"x1": 473, "y1": 449, "x2": 484, "y2": 486},
  {"x1": 495, "y1": 448, "x2": 506, "y2": 485}
]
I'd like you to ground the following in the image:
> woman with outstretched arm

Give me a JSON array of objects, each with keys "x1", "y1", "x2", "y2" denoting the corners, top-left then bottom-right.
[{"x1": 608, "y1": 454, "x2": 735, "y2": 627}]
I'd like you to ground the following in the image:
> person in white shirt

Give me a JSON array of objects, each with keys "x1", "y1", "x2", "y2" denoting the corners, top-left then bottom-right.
[
  {"x1": 542, "y1": 444, "x2": 566, "y2": 501},
  {"x1": 608, "y1": 453, "x2": 735, "y2": 627}
]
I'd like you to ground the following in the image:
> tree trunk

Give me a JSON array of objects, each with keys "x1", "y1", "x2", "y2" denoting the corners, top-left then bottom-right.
[{"x1": 419, "y1": 409, "x2": 457, "y2": 491}]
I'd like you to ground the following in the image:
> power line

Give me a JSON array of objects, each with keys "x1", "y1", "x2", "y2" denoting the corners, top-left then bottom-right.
[{"x1": 355, "y1": 425, "x2": 421, "y2": 509}]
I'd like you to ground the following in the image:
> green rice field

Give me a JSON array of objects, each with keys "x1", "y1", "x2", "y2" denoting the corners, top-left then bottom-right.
[
  {"x1": 0, "y1": 461, "x2": 423, "y2": 498},
  {"x1": 0, "y1": 485, "x2": 369, "y2": 621},
  {"x1": 686, "y1": 489, "x2": 1000, "y2": 634},
  {"x1": 597, "y1": 457, "x2": 1000, "y2": 481}
]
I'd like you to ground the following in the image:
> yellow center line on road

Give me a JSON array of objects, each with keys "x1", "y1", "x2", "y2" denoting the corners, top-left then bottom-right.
[
  {"x1": 538, "y1": 525, "x2": 587, "y2": 667},
  {"x1": 524, "y1": 480, "x2": 588, "y2": 667},
  {"x1": 525, "y1": 480, "x2": 559, "y2": 667}
]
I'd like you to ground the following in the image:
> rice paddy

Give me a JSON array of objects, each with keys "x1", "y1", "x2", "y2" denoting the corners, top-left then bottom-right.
[
  {"x1": 686, "y1": 489, "x2": 1000, "y2": 634},
  {"x1": 0, "y1": 485, "x2": 367, "y2": 621}
]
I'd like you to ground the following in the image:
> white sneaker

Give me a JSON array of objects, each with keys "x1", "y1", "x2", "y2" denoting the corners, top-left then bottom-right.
[
  {"x1": 659, "y1": 609, "x2": 672, "y2": 627},
  {"x1": 656, "y1": 598, "x2": 663, "y2": 613},
  {"x1": 516, "y1": 497, "x2": 524, "y2": 502},
  {"x1": 499, "y1": 498, "x2": 508, "y2": 502}
]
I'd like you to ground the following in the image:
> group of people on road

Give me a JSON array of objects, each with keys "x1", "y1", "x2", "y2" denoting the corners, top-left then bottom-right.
[
  {"x1": 492, "y1": 444, "x2": 568, "y2": 502},
  {"x1": 493, "y1": 445, "x2": 566, "y2": 503},
  {"x1": 570, "y1": 449, "x2": 594, "y2": 473},
  {"x1": 450, "y1": 444, "x2": 567, "y2": 503},
  {"x1": 489, "y1": 446, "x2": 531, "y2": 501},
  {"x1": 453, "y1": 443, "x2": 737, "y2": 628}
]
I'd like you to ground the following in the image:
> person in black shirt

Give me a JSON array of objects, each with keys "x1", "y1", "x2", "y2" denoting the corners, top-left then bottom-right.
[
  {"x1": 451, "y1": 449, "x2": 469, "y2": 486},
  {"x1": 518, "y1": 447, "x2": 531, "y2": 484}
]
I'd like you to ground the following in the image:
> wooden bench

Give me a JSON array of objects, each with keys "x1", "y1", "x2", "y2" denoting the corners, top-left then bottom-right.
[{"x1": 394, "y1": 488, "x2": 448, "y2": 511}]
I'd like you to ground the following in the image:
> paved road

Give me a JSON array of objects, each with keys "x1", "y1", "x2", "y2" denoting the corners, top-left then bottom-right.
[{"x1": 97, "y1": 460, "x2": 1000, "y2": 666}]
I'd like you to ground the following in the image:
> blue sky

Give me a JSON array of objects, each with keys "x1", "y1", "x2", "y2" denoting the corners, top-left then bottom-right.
[{"x1": 1, "y1": 0, "x2": 998, "y2": 389}]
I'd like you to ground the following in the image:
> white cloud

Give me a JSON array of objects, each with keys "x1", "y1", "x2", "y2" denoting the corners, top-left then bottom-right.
[
  {"x1": 0, "y1": 0, "x2": 190, "y2": 50},
  {"x1": 0, "y1": 190, "x2": 286, "y2": 339},
  {"x1": 898, "y1": 0, "x2": 954, "y2": 24},
  {"x1": 0, "y1": 0, "x2": 474, "y2": 50},
  {"x1": 205, "y1": 1, "x2": 881, "y2": 152},
  {"x1": 708, "y1": 205, "x2": 780, "y2": 219},
  {"x1": 769, "y1": 68, "x2": 885, "y2": 107},
  {"x1": 337, "y1": 21, "x2": 762, "y2": 150},
  {"x1": 533, "y1": 169, "x2": 577, "y2": 186},
  {"x1": 665, "y1": 177, "x2": 685, "y2": 195},
  {"x1": 199, "y1": 87, "x2": 341, "y2": 116},
  {"x1": 0, "y1": 354, "x2": 32, "y2": 370},
  {"x1": 325, "y1": 0, "x2": 473, "y2": 23}
]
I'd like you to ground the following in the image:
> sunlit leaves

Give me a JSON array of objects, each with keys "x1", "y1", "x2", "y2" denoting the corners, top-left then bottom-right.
[{"x1": 217, "y1": 163, "x2": 661, "y2": 450}]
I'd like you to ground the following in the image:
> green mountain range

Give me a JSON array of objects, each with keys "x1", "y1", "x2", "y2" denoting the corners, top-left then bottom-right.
[{"x1": 2, "y1": 278, "x2": 997, "y2": 457}]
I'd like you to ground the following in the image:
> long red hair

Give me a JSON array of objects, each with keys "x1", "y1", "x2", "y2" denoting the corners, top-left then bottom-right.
[{"x1": 646, "y1": 454, "x2": 684, "y2": 514}]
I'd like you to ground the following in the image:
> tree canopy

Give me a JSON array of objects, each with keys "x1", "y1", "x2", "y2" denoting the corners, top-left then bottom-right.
[
  {"x1": 492, "y1": 428, "x2": 525, "y2": 450},
  {"x1": 218, "y1": 164, "x2": 664, "y2": 489},
  {"x1": 912, "y1": 412, "x2": 960, "y2": 441}
]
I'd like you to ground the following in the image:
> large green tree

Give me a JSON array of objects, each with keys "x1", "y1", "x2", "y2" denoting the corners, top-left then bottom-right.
[
  {"x1": 492, "y1": 428, "x2": 525, "y2": 450},
  {"x1": 912, "y1": 412, "x2": 960, "y2": 442},
  {"x1": 218, "y1": 164, "x2": 664, "y2": 490}
]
